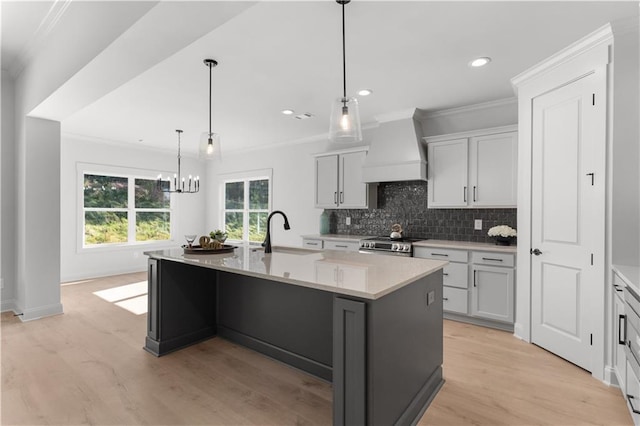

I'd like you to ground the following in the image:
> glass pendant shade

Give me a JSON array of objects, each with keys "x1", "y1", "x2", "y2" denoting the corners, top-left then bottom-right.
[
  {"x1": 199, "y1": 131, "x2": 221, "y2": 160},
  {"x1": 329, "y1": 96, "x2": 362, "y2": 142}
]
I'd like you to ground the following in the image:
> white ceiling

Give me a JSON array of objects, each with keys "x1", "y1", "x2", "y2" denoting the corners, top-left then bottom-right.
[{"x1": 2, "y1": 1, "x2": 638, "y2": 155}]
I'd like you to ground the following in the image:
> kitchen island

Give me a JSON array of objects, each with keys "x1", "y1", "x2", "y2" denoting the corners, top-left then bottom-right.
[{"x1": 144, "y1": 245, "x2": 447, "y2": 425}]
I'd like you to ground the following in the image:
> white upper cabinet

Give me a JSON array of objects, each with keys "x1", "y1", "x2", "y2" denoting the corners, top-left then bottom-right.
[
  {"x1": 315, "y1": 148, "x2": 377, "y2": 209},
  {"x1": 426, "y1": 138, "x2": 468, "y2": 207},
  {"x1": 469, "y1": 132, "x2": 518, "y2": 206},
  {"x1": 425, "y1": 125, "x2": 518, "y2": 209}
]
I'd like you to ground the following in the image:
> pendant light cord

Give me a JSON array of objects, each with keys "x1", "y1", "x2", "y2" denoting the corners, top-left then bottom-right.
[{"x1": 342, "y1": 1, "x2": 347, "y2": 101}]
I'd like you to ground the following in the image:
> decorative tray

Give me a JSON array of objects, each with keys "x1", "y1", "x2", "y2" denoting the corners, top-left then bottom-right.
[{"x1": 182, "y1": 245, "x2": 236, "y2": 254}]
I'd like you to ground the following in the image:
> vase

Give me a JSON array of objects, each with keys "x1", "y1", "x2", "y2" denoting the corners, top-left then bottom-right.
[
  {"x1": 319, "y1": 211, "x2": 330, "y2": 234},
  {"x1": 495, "y1": 236, "x2": 512, "y2": 246}
]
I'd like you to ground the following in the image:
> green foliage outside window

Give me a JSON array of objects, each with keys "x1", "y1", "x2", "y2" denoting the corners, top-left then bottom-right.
[
  {"x1": 83, "y1": 174, "x2": 171, "y2": 246},
  {"x1": 224, "y1": 178, "x2": 269, "y2": 242}
]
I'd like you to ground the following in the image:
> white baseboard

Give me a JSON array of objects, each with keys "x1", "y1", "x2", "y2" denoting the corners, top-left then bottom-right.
[
  {"x1": 61, "y1": 266, "x2": 147, "y2": 284},
  {"x1": 18, "y1": 302, "x2": 64, "y2": 321}
]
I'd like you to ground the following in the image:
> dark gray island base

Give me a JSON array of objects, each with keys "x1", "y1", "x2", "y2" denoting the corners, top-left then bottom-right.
[{"x1": 145, "y1": 253, "x2": 444, "y2": 425}]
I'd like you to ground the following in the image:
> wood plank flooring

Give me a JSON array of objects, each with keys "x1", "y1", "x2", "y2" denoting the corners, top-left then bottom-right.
[{"x1": 1, "y1": 272, "x2": 632, "y2": 425}]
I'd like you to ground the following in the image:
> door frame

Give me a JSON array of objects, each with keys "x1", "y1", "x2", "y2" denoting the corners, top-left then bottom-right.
[{"x1": 511, "y1": 24, "x2": 612, "y2": 381}]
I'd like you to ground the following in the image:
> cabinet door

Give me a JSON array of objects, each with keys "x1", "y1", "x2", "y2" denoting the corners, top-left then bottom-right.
[
  {"x1": 315, "y1": 155, "x2": 339, "y2": 208},
  {"x1": 614, "y1": 292, "x2": 627, "y2": 393},
  {"x1": 469, "y1": 132, "x2": 518, "y2": 207},
  {"x1": 340, "y1": 151, "x2": 368, "y2": 208},
  {"x1": 325, "y1": 240, "x2": 360, "y2": 251},
  {"x1": 427, "y1": 139, "x2": 468, "y2": 207},
  {"x1": 471, "y1": 265, "x2": 514, "y2": 323},
  {"x1": 303, "y1": 238, "x2": 324, "y2": 249}
]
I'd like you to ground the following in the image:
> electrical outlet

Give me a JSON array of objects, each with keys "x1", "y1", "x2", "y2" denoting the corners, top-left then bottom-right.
[
  {"x1": 346, "y1": 217, "x2": 351, "y2": 225},
  {"x1": 474, "y1": 219, "x2": 483, "y2": 230},
  {"x1": 427, "y1": 290, "x2": 435, "y2": 306}
]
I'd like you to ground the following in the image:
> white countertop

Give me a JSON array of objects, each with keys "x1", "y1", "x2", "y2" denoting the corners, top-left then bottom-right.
[
  {"x1": 413, "y1": 239, "x2": 517, "y2": 253},
  {"x1": 301, "y1": 234, "x2": 373, "y2": 242},
  {"x1": 145, "y1": 245, "x2": 447, "y2": 300},
  {"x1": 613, "y1": 264, "x2": 640, "y2": 293}
]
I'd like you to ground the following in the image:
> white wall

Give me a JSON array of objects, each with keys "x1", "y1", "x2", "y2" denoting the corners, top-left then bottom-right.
[
  {"x1": 205, "y1": 138, "x2": 336, "y2": 247},
  {"x1": 60, "y1": 136, "x2": 206, "y2": 282},
  {"x1": 611, "y1": 20, "x2": 640, "y2": 266},
  {"x1": 1, "y1": 70, "x2": 17, "y2": 311}
]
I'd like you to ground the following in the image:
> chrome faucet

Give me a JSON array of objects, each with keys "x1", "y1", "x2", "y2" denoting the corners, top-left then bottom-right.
[{"x1": 262, "y1": 210, "x2": 290, "y2": 254}]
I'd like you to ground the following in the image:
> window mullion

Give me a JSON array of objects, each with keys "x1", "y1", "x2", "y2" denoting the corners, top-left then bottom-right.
[
  {"x1": 243, "y1": 179, "x2": 250, "y2": 241},
  {"x1": 128, "y1": 177, "x2": 136, "y2": 242}
]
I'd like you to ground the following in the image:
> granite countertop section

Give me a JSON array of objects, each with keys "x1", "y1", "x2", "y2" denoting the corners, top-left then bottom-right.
[
  {"x1": 613, "y1": 264, "x2": 640, "y2": 294},
  {"x1": 301, "y1": 234, "x2": 374, "y2": 242},
  {"x1": 413, "y1": 239, "x2": 517, "y2": 254},
  {"x1": 145, "y1": 244, "x2": 447, "y2": 300}
]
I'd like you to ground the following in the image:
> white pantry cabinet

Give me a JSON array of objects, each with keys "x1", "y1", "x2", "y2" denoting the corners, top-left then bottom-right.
[
  {"x1": 314, "y1": 148, "x2": 377, "y2": 209},
  {"x1": 424, "y1": 125, "x2": 518, "y2": 208}
]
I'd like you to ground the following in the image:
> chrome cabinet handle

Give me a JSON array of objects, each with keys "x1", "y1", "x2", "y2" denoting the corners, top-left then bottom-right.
[
  {"x1": 473, "y1": 270, "x2": 477, "y2": 287},
  {"x1": 531, "y1": 248, "x2": 542, "y2": 256},
  {"x1": 482, "y1": 257, "x2": 503, "y2": 262},
  {"x1": 443, "y1": 297, "x2": 449, "y2": 301},
  {"x1": 473, "y1": 186, "x2": 477, "y2": 202},
  {"x1": 334, "y1": 191, "x2": 338, "y2": 205},
  {"x1": 431, "y1": 253, "x2": 449, "y2": 257},
  {"x1": 463, "y1": 186, "x2": 467, "y2": 203},
  {"x1": 442, "y1": 273, "x2": 449, "y2": 276},
  {"x1": 307, "y1": 242, "x2": 319, "y2": 246},
  {"x1": 340, "y1": 191, "x2": 344, "y2": 203},
  {"x1": 335, "y1": 245, "x2": 348, "y2": 248}
]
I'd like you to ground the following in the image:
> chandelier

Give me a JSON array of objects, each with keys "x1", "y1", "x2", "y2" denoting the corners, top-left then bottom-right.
[{"x1": 157, "y1": 129, "x2": 199, "y2": 193}]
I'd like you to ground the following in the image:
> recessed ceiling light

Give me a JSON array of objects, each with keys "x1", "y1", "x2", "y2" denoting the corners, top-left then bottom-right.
[
  {"x1": 281, "y1": 109, "x2": 295, "y2": 115},
  {"x1": 358, "y1": 89, "x2": 373, "y2": 96},
  {"x1": 469, "y1": 57, "x2": 491, "y2": 68}
]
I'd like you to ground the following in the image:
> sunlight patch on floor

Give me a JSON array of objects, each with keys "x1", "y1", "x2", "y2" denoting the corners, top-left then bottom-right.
[
  {"x1": 93, "y1": 281, "x2": 148, "y2": 315},
  {"x1": 115, "y1": 295, "x2": 148, "y2": 315},
  {"x1": 93, "y1": 281, "x2": 147, "y2": 302}
]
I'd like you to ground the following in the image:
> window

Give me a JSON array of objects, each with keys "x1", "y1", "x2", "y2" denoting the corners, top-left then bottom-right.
[
  {"x1": 83, "y1": 172, "x2": 171, "y2": 247},
  {"x1": 222, "y1": 171, "x2": 271, "y2": 243}
]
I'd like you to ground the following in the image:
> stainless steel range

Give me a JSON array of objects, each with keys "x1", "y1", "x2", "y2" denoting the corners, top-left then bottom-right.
[{"x1": 358, "y1": 236, "x2": 423, "y2": 257}]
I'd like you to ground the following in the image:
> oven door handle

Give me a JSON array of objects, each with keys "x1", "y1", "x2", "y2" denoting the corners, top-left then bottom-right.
[{"x1": 620, "y1": 314, "x2": 628, "y2": 345}]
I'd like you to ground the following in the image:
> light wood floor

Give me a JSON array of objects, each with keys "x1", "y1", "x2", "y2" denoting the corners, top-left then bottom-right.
[{"x1": 1, "y1": 272, "x2": 632, "y2": 425}]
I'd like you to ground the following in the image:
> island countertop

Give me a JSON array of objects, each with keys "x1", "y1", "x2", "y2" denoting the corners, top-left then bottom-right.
[{"x1": 145, "y1": 245, "x2": 447, "y2": 300}]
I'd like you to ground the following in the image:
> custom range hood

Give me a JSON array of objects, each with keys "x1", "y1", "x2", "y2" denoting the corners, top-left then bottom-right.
[{"x1": 361, "y1": 108, "x2": 427, "y2": 183}]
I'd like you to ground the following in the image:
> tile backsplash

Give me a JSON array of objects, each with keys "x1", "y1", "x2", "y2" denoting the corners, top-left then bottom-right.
[{"x1": 324, "y1": 180, "x2": 517, "y2": 244}]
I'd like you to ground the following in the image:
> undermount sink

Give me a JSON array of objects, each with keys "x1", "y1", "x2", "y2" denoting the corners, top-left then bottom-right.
[{"x1": 252, "y1": 246, "x2": 322, "y2": 255}]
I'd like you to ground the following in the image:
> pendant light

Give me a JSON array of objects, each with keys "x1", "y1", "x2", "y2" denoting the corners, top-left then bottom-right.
[
  {"x1": 329, "y1": 0, "x2": 362, "y2": 142},
  {"x1": 199, "y1": 58, "x2": 221, "y2": 160},
  {"x1": 157, "y1": 130, "x2": 199, "y2": 193}
]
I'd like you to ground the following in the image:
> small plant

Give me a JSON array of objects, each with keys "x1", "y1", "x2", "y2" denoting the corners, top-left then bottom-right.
[
  {"x1": 209, "y1": 229, "x2": 228, "y2": 242},
  {"x1": 487, "y1": 225, "x2": 517, "y2": 238}
]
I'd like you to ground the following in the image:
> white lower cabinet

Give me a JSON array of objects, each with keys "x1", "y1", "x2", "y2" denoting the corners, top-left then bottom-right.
[
  {"x1": 302, "y1": 237, "x2": 360, "y2": 252},
  {"x1": 415, "y1": 244, "x2": 515, "y2": 330},
  {"x1": 303, "y1": 238, "x2": 324, "y2": 249},
  {"x1": 471, "y1": 264, "x2": 514, "y2": 323},
  {"x1": 324, "y1": 240, "x2": 360, "y2": 251},
  {"x1": 443, "y1": 287, "x2": 468, "y2": 314},
  {"x1": 626, "y1": 359, "x2": 640, "y2": 426},
  {"x1": 614, "y1": 286, "x2": 627, "y2": 394}
]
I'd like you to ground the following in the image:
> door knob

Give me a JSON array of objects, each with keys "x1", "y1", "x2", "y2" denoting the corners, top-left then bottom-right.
[{"x1": 531, "y1": 248, "x2": 542, "y2": 256}]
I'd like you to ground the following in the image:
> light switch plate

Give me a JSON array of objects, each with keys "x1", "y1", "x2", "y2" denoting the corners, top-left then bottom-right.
[
  {"x1": 474, "y1": 219, "x2": 483, "y2": 230},
  {"x1": 346, "y1": 217, "x2": 351, "y2": 225},
  {"x1": 427, "y1": 290, "x2": 435, "y2": 306}
]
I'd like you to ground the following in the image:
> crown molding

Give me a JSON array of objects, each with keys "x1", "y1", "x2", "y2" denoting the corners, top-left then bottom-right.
[
  {"x1": 373, "y1": 108, "x2": 421, "y2": 123},
  {"x1": 511, "y1": 23, "x2": 613, "y2": 89}
]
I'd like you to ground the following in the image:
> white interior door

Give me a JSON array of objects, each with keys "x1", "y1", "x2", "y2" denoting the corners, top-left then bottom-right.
[{"x1": 530, "y1": 72, "x2": 605, "y2": 372}]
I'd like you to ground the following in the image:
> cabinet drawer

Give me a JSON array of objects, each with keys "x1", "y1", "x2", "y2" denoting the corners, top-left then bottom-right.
[
  {"x1": 324, "y1": 240, "x2": 359, "y2": 251},
  {"x1": 471, "y1": 251, "x2": 514, "y2": 267},
  {"x1": 443, "y1": 287, "x2": 468, "y2": 314},
  {"x1": 414, "y1": 247, "x2": 468, "y2": 263},
  {"x1": 303, "y1": 239, "x2": 324, "y2": 249},
  {"x1": 443, "y1": 262, "x2": 468, "y2": 289},
  {"x1": 626, "y1": 359, "x2": 640, "y2": 425}
]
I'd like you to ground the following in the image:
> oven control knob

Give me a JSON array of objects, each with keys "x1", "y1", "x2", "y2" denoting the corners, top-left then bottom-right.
[
  {"x1": 403, "y1": 244, "x2": 410, "y2": 252},
  {"x1": 369, "y1": 242, "x2": 375, "y2": 249},
  {"x1": 391, "y1": 243, "x2": 398, "y2": 251}
]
